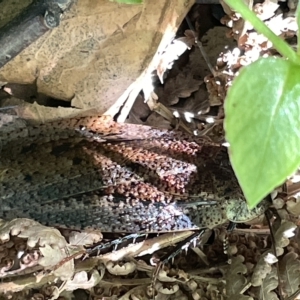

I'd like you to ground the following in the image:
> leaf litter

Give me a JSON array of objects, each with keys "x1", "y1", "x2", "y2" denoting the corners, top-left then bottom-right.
[{"x1": 1, "y1": 1, "x2": 300, "y2": 299}]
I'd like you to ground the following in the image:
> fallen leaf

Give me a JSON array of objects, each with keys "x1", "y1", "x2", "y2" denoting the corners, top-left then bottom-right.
[
  {"x1": 274, "y1": 221, "x2": 297, "y2": 254},
  {"x1": 18, "y1": 225, "x2": 67, "y2": 249},
  {"x1": 176, "y1": 30, "x2": 196, "y2": 49},
  {"x1": 252, "y1": 268, "x2": 279, "y2": 300},
  {"x1": 0, "y1": 0, "x2": 193, "y2": 120},
  {"x1": 162, "y1": 73, "x2": 202, "y2": 105},
  {"x1": 0, "y1": 219, "x2": 67, "y2": 248},
  {"x1": 39, "y1": 245, "x2": 67, "y2": 268},
  {"x1": 157, "y1": 36, "x2": 194, "y2": 84},
  {"x1": 251, "y1": 251, "x2": 274, "y2": 287},
  {"x1": 38, "y1": 245, "x2": 76, "y2": 280},
  {"x1": 286, "y1": 199, "x2": 300, "y2": 215},
  {"x1": 279, "y1": 252, "x2": 300, "y2": 298},
  {"x1": 230, "y1": 296, "x2": 254, "y2": 300},
  {"x1": 226, "y1": 255, "x2": 248, "y2": 296},
  {"x1": 64, "y1": 270, "x2": 101, "y2": 291},
  {"x1": 69, "y1": 230, "x2": 103, "y2": 246}
]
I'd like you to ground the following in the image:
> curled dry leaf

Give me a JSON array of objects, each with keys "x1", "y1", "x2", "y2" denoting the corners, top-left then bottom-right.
[
  {"x1": 274, "y1": 221, "x2": 297, "y2": 254},
  {"x1": 286, "y1": 198, "x2": 300, "y2": 216},
  {"x1": 176, "y1": 269, "x2": 190, "y2": 282},
  {"x1": 68, "y1": 230, "x2": 103, "y2": 246},
  {"x1": 230, "y1": 296, "x2": 254, "y2": 300},
  {"x1": 120, "y1": 285, "x2": 148, "y2": 300},
  {"x1": 162, "y1": 73, "x2": 202, "y2": 105},
  {"x1": 157, "y1": 31, "x2": 195, "y2": 84},
  {"x1": 252, "y1": 268, "x2": 279, "y2": 300},
  {"x1": 38, "y1": 244, "x2": 74, "y2": 280},
  {"x1": 186, "y1": 280, "x2": 198, "y2": 291},
  {"x1": 251, "y1": 251, "x2": 275, "y2": 287},
  {"x1": 64, "y1": 270, "x2": 101, "y2": 291},
  {"x1": 0, "y1": 219, "x2": 43, "y2": 242},
  {"x1": 157, "y1": 269, "x2": 177, "y2": 283},
  {"x1": 278, "y1": 252, "x2": 300, "y2": 298},
  {"x1": 106, "y1": 261, "x2": 136, "y2": 276},
  {"x1": 206, "y1": 284, "x2": 224, "y2": 300},
  {"x1": 155, "y1": 281, "x2": 179, "y2": 295},
  {"x1": 192, "y1": 289, "x2": 207, "y2": 300},
  {"x1": 226, "y1": 255, "x2": 248, "y2": 296},
  {"x1": 18, "y1": 225, "x2": 67, "y2": 249},
  {"x1": 177, "y1": 30, "x2": 197, "y2": 49},
  {"x1": 272, "y1": 197, "x2": 285, "y2": 209},
  {"x1": 0, "y1": 218, "x2": 67, "y2": 248}
]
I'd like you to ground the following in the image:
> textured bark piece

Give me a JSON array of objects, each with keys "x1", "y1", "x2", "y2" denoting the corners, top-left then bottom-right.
[{"x1": 0, "y1": 0, "x2": 194, "y2": 121}]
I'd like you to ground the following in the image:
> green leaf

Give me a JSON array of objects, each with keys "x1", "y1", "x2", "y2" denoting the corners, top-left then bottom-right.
[{"x1": 224, "y1": 57, "x2": 300, "y2": 208}]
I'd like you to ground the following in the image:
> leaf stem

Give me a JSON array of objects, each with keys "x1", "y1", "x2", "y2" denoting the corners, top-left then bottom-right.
[{"x1": 224, "y1": 0, "x2": 300, "y2": 65}]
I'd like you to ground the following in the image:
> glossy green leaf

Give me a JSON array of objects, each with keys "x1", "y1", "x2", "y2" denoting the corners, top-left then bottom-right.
[{"x1": 224, "y1": 57, "x2": 300, "y2": 208}]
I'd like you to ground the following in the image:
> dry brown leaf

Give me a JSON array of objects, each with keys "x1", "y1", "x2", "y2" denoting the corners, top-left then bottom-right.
[
  {"x1": 252, "y1": 268, "x2": 279, "y2": 300},
  {"x1": 230, "y1": 296, "x2": 254, "y2": 300},
  {"x1": 226, "y1": 255, "x2": 248, "y2": 296},
  {"x1": 157, "y1": 269, "x2": 177, "y2": 283},
  {"x1": 118, "y1": 285, "x2": 148, "y2": 300},
  {"x1": 176, "y1": 30, "x2": 196, "y2": 49},
  {"x1": 286, "y1": 198, "x2": 300, "y2": 215},
  {"x1": 0, "y1": 218, "x2": 37, "y2": 241},
  {"x1": 38, "y1": 245, "x2": 74, "y2": 280},
  {"x1": 279, "y1": 252, "x2": 300, "y2": 298},
  {"x1": 69, "y1": 230, "x2": 102, "y2": 246},
  {"x1": 39, "y1": 245, "x2": 67, "y2": 268},
  {"x1": 18, "y1": 224, "x2": 67, "y2": 249},
  {"x1": 274, "y1": 221, "x2": 297, "y2": 254},
  {"x1": 127, "y1": 94, "x2": 152, "y2": 125},
  {"x1": 0, "y1": 0, "x2": 194, "y2": 121},
  {"x1": 64, "y1": 270, "x2": 101, "y2": 291},
  {"x1": 157, "y1": 34, "x2": 195, "y2": 84},
  {"x1": 251, "y1": 251, "x2": 276, "y2": 287},
  {"x1": 155, "y1": 281, "x2": 179, "y2": 295},
  {"x1": 106, "y1": 261, "x2": 136, "y2": 276},
  {"x1": 0, "y1": 219, "x2": 66, "y2": 248},
  {"x1": 162, "y1": 73, "x2": 202, "y2": 105},
  {"x1": 145, "y1": 112, "x2": 173, "y2": 129}
]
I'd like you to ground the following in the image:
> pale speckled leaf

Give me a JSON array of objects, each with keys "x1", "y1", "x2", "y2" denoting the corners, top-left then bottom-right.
[
  {"x1": 251, "y1": 251, "x2": 273, "y2": 286},
  {"x1": 0, "y1": 219, "x2": 67, "y2": 248},
  {"x1": 226, "y1": 256, "x2": 247, "y2": 296},
  {"x1": 260, "y1": 269, "x2": 279, "y2": 300},
  {"x1": 69, "y1": 230, "x2": 102, "y2": 246},
  {"x1": 39, "y1": 245, "x2": 75, "y2": 280},
  {"x1": 64, "y1": 270, "x2": 101, "y2": 291},
  {"x1": 279, "y1": 252, "x2": 300, "y2": 297}
]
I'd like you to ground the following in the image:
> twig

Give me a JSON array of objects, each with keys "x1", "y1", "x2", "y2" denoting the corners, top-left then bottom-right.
[
  {"x1": 265, "y1": 209, "x2": 283, "y2": 300},
  {"x1": 147, "y1": 96, "x2": 193, "y2": 134},
  {"x1": 285, "y1": 288, "x2": 300, "y2": 300},
  {"x1": 185, "y1": 16, "x2": 217, "y2": 77}
]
